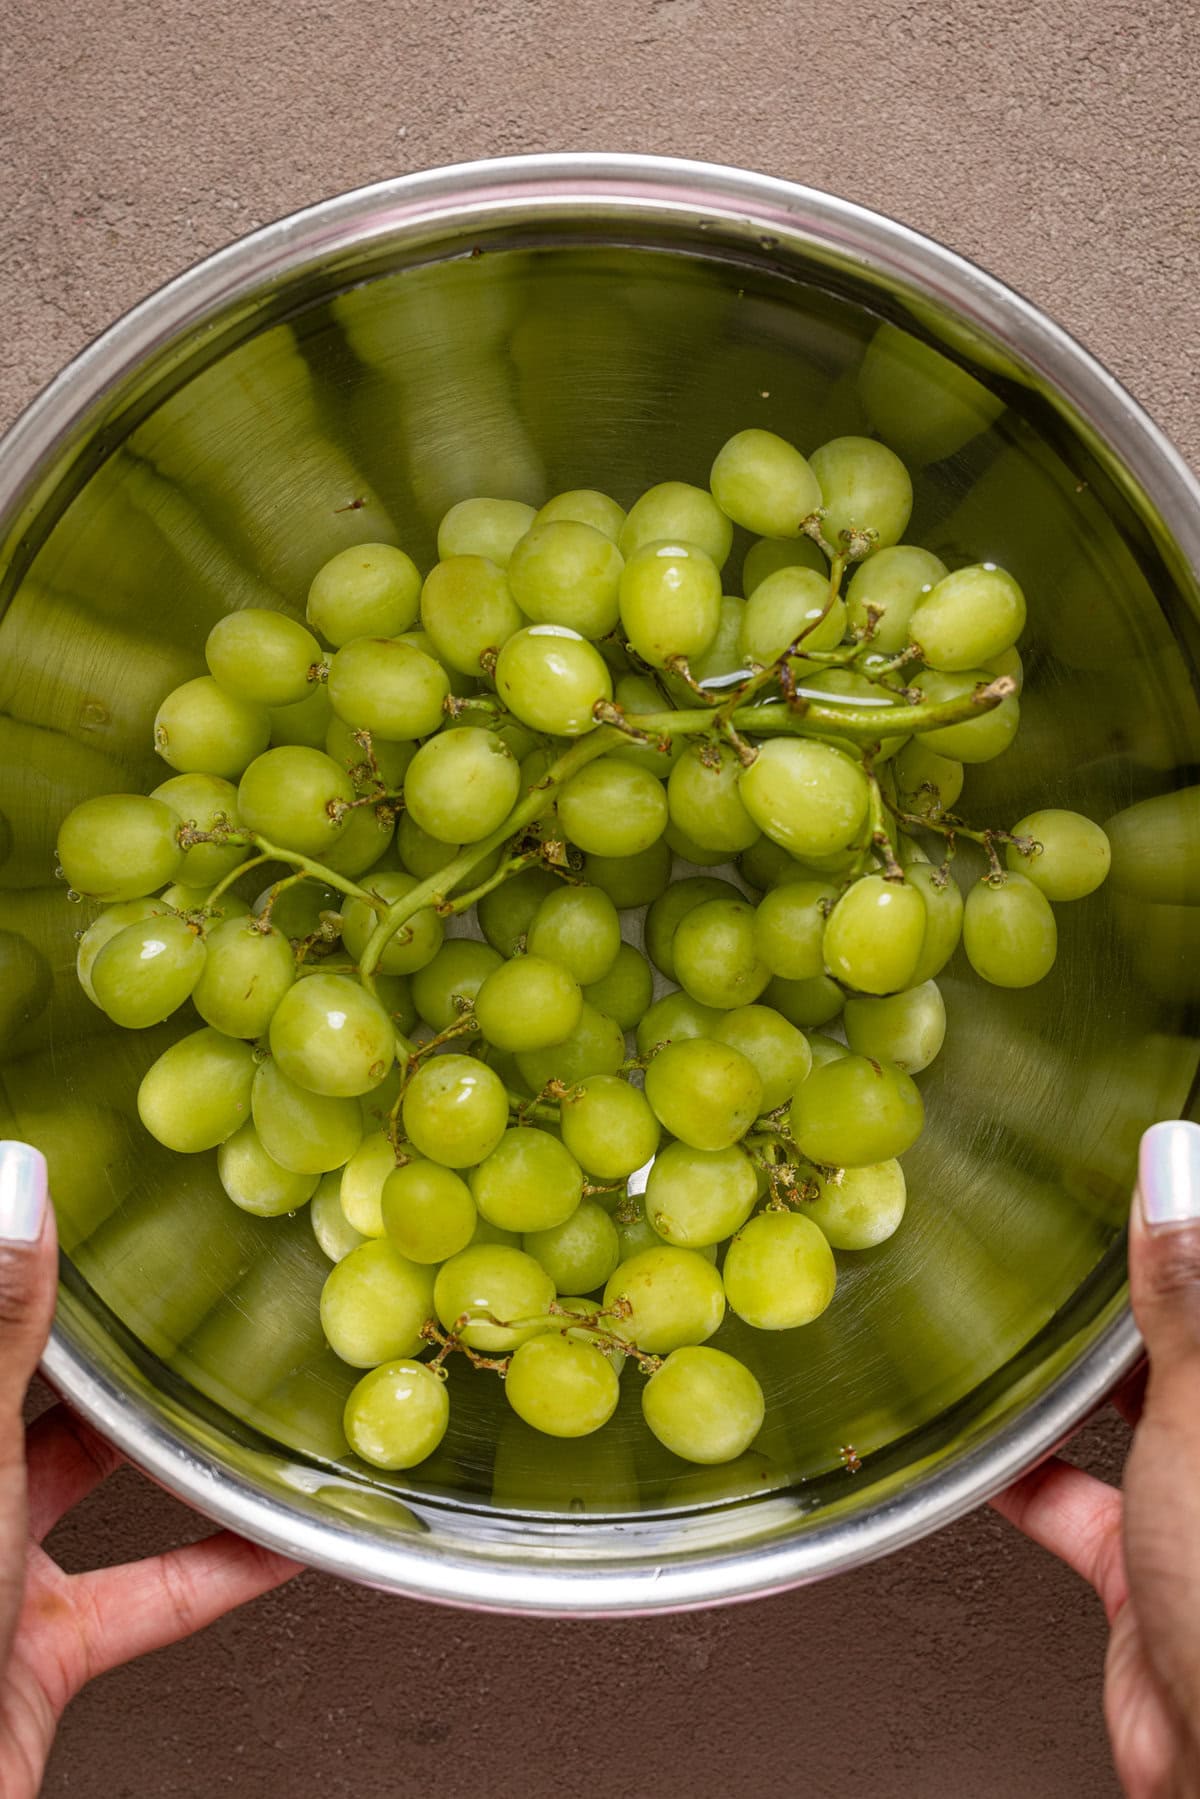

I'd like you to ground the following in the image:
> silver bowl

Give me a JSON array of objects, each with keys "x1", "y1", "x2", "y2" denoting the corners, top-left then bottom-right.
[{"x1": 2, "y1": 154, "x2": 1198, "y2": 1615}]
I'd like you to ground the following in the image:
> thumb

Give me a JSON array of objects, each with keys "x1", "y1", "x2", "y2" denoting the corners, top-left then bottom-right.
[{"x1": 1131, "y1": 1119, "x2": 1200, "y2": 1377}]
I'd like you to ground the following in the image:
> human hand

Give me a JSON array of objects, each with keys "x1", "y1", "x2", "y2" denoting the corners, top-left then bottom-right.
[
  {"x1": 994, "y1": 1120, "x2": 1200, "y2": 1798},
  {"x1": 0, "y1": 1141, "x2": 301, "y2": 1799}
]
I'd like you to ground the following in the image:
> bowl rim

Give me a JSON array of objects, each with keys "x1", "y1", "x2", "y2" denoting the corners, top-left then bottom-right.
[{"x1": 11, "y1": 149, "x2": 1190, "y2": 1612}]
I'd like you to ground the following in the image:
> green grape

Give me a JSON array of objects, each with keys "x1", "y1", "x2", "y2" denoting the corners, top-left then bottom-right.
[
  {"x1": 844, "y1": 545, "x2": 948, "y2": 654},
  {"x1": 154, "y1": 676, "x2": 270, "y2": 780},
  {"x1": 618, "y1": 541, "x2": 723, "y2": 669},
  {"x1": 963, "y1": 873, "x2": 1057, "y2": 987},
  {"x1": 398, "y1": 630, "x2": 479, "y2": 700},
  {"x1": 507, "y1": 519, "x2": 624, "y2": 639},
  {"x1": 401, "y1": 1054, "x2": 509, "y2": 1168},
  {"x1": 343, "y1": 1359, "x2": 449, "y2": 1469},
  {"x1": 310, "y1": 1169, "x2": 367, "y2": 1262},
  {"x1": 470, "y1": 1127, "x2": 583, "y2": 1233},
  {"x1": 433, "y1": 1244, "x2": 555, "y2": 1351},
  {"x1": 505, "y1": 1333, "x2": 620, "y2": 1438},
  {"x1": 419, "y1": 555, "x2": 525, "y2": 676},
  {"x1": 137, "y1": 1027, "x2": 256, "y2": 1153},
  {"x1": 644, "y1": 1038, "x2": 763, "y2": 1151},
  {"x1": 324, "y1": 718, "x2": 415, "y2": 793},
  {"x1": 642, "y1": 1346, "x2": 764, "y2": 1465},
  {"x1": 494, "y1": 626, "x2": 613, "y2": 737},
  {"x1": 321, "y1": 797, "x2": 394, "y2": 879},
  {"x1": 822, "y1": 872, "x2": 927, "y2": 995},
  {"x1": 712, "y1": 1005, "x2": 812, "y2": 1110},
  {"x1": 807, "y1": 1032, "x2": 851, "y2": 1070},
  {"x1": 739, "y1": 739, "x2": 869, "y2": 861},
  {"x1": 252, "y1": 1057, "x2": 364, "y2": 1174},
  {"x1": 645, "y1": 875, "x2": 739, "y2": 980},
  {"x1": 470, "y1": 1214, "x2": 521, "y2": 1250},
  {"x1": 91, "y1": 912, "x2": 206, "y2": 1027},
  {"x1": 615, "y1": 1196, "x2": 668, "y2": 1262},
  {"x1": 909, "y1": 564, "x2": 1026, "y2": 673},
  {"x1": 634, "y1": 990, "x2": 722, "y2": 1058},
  {"x1": 437, "y1": 497, "x2": 537, "y2": 567},
  {"x1": 858, "y1": 323, "x2": 1004, "y2": 465},
  {"x1": 150, "y1": 773, "x2": 246, "y2": 888},
  {"x1": 320, "y1": 1239, "x2": 436, "y2": 1368},
  {"x1": 191, "y1": 915, "x2": 295, "y2": 1038},
  {"x1": 523, "y1": 1201, "x2": 622, "y2": 1295},
  {"x1": 341, "y1": 871, "x2": 444, "y2": 976},
  {"x1": 740, "y1": 566, "x2": 846, "y2": 668},
  {"x1": 340, "y1": 1131, "x2": 400, "y2": 1236},
  {"x1": 709, "y1": 428, "x2": 822, "y2": 539},
  {"x1": 217, "y1": 1121, "x2": 318, "y2": 1217},
  {"x1": 645, "y1": 1142, "x2": 757, "y2": 1247},
  {"x1": 237, "y1": 746, "x2": 353, "y2": 858},
  {"x1": 662, "y1": 823, "x2": 739, "y2": 866},
  {"x1": 1104, "y1": 788, "x2": 1200, "y2": 905},
  {"x1": 381, "y1": 1159, "x2": 478, "y2": 1263},
  {"x1": 753, "y1": 880, "x2": 836, "y2": 979},
  {"x1": 515, "y1": 1002, "x2": 626, "y2": 1092},
  {"x1": 673, "y1": 898, "x2": 770, "y2": 1010},
  {"x1": 1005, "y1": 808, "x2": 1111, "y2": 901},
  {"x1": 744, "y1": 537, "x2": 828, "y2": 601},
  {"x1": 306, "y1": 543, "x2": 422, "y2": 646},
  {"x1": 557, "y1": 758, "x2": 668, "y2": 858},
  {"x1": 619, "y1": 481, "x2": 733, "y2": 569},
  {"x1": 559, "y1": 1075, "x2": 661, "y2": 1180},
  {"x1": 662, "y1": 595, "x2": 749, "y2": 709},
  {"x1": 906, "y1": 863, "x2": 964, "y2": 984},
  {"x1": 723, "y1": 1212, "x2": 837, "y2": 1329},
  {"x1": 668, "y1": 743, "x2": 761, "y2": 854},
  {"x1": 410, "y1": 939, "x2": 502, "y2": 1032},
  {"x1": 269, "y1": 972, "x2": 394, "y2": 1097},
  {"x1": 527, "y1": 885, "x2": 621, "y2": 987},
  {"x1": 763, "y1": 973, "x2": 845, "y2": 1029},
  {"x1": 789, "y1": 1054, "x2": 923, "y2": 1165},
  {"x1": 474, "y1": 954, "x2": 583, "y2": 1053},
  {"x1": 205, "y1": 608, "x2": 322, "y2": 708},
  {"x1": 476, "y1": 864, "x2": 559, "y2": 956},
  {"x1": 809, "y1": 436, "x2": 913, "y2": 553},
  {"x1": 608, "y1": 672, "x2": 682, "y2": 779},
  {"x1": 990, "y1": 644, "x2": 1024, "y2": 692},
  {"x1": 844, "y1": 979, "x2": 946, "y2": 1073},
  {"x1": 536, "y1": 488, "x2": 626, "y2": 543},
  {"x1": 805, "y1": 1158, "x2": 907, "y2": 1249},
  {"x1": 403, "y1": 727, "x2": 520, "y2": 844},
  {"x1": 58, "y1": 793, "x2": 183, "y2": 903},
  {"x1": 603, "y1": 1246, "x2": 725, "y2": 1353},
  {"x1": 915, "y1": 667, "x2": 1021, "y2": 763},
  {"x1": 893, "y1": 738, "x2": 964, "y2": 817},
  {"x1": 75, "y1": 897, "x2": 170, "y2": 1004},
  {"x1": 326, "y1": 637, "x2": 449, "y2": 742},
  {"x1": 268, "y1": 679, "x2": 334, "y2": 750},
  {"x1": 583, "y1": 839, "x2": 673, "y2": 910},
  {"x1": 252, "y1": 880, "x2": 338, "y2": 942},
  {"x1": 582, "y1": 942, "x2": 654, "y2": 1032}
]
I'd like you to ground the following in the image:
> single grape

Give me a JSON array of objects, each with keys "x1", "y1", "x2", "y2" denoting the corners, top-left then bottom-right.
[
  {"x1": 75, "y1": 897, "x2": 170, "y2": 1004},
  {"x1": 740, "y1": 566, "x2": 846, "y2": 668},
  {"x1": 370, "y1": 966, "x2": 417, "y2": 1033},
  {"x1": 403, "y1": 728, "x2": 520, "y2": 844},
  {"x1": 1104, "y1": 788, "x2": 1200, "y2": 905},
  {"x1": 205, "y1": 608, "x2": 322, "y2": 708},
  {"x1": 557, "y1": 758, "x2": 668, "y2": 858},
  {"x1": 915, "y1": 668, "x2": 1020, "y2": 763},
  {"x1": 753, "y1": 879, "x2": 836, "y2": 980},
  {"x1": 672, "y1": 898, "x2": 770, "y2": 1010},
  {"x1": 58, "y1": 794, "x2": 183, "y2": 903},
  {"x1": 535, "y1": 488, "x2": 626, "y2": 543},
  {"x1": 763, "y1": 972, "x2": 846, "y2": 1030},
  {"x1": 723, "y1": 1212, "x2": 837, "y2": 1329},
  {"x1": 515, "y1": 1003, "x2": 625, "y2": 1093},
  {"x1": 634, "y1": 990, "x2": 723, "y2": 1059},
  {"x1": 662, "y1": 594, "x2": 750, "y2": 710},
  {"x1": 662, "y1": 821, "x2": 740, "y2": 866},
  {"x1": 523, "y1": 1202, "x2": 621, "y2": 1295},
  {"x1": 395, "y1": 812, "x2": 461, "y2": 884},
  {"x1": 217, "y1": 1121, "x2": 318, "y2": 1217},
  {"x1": 857, "y1": 322, "x2": 1005, "y2": 465},
  {"x1": 844, "y1": 979, "x2": 946, "y2": 1073},
  {"x1": 712, "y1": 1004, "x2": 812, "y2": 1109},
  {"x1": 739, "y1": 739, "x2": 870, "y2": 861},
  {"x1": 507, "y1": 519, "x2": 624, "y2": 639},
  {"x1": 138, "y1": 1027, "x2": 256, "y2": 1153},
  {"x1": 324, "y1": 719, "x2": 415, "y2": 794},
  {"x1": 603, "y1": 1246, "x2": 725, "y2": 1353},
  {"x1": 419, "y1": 554, "x2": 525, "y2": 676},
  {"x1": 340, "y1": 1131, "x2": 400, "y2": 1236},
  {"x1": 252, "y1": 879, "x2": 339, "y2": 942},
  {"x1": 906, "y1": 863, "x2": 964, "y2": 984},
  {"x1": 668, "y1": 744, "x2": 761, "y2": 854},
  {"x1": 150, "y1": 773, "x2": 247, "y2": 888},
  {"x1": 807, "y1": 1032, "x2": 851, "y2": 1070},
  {"x1": 237, "y1": 746, "x2": 353, "y2": 857},
  {"x1": 320, "y1": 1239, "x2": 436, "y2": 1368},
  {"x1": 909, "y1": 564, "x2": 1026, "y2": 672},
  {"x1": 559, "y1": 1075, "x2": 661, "y2": 1181},
  {"x1": 191, "y1": 915, "x2": 295, "y2": 1039},
  {"x1": 401, "y1": 1054, "x2": 509, "y2": 1168},
  {"x1": 410, "y1": 939, "x2": 502, "y2": 1032},
  {"x1": 322, "y1": 798, "x2": 394, "y2": 879},
  {"x1": 306, "y1": 544, "x2": 422, "y2": 646},
  {"x1": 822, "y1": 872, "x2": 927, "y2": 995},
  {"x1": 474, "y1": 954, "x2": 583, "y2": 1054},
  {"x1": 645, "y1": 1142, "x2": 758, "y2": 1248},
  {"x1": 1005, "y1": 809, "x2": 1111, "y2": 901},
  {"x1": 433, "y1": 1244, "x2": 555, "y2": 1351},
  {"x1": 644, "y1": 1039, "x2": 764, "y2": 1151},
  {"x1": 476, "y1": 864, "x2": 560, "y2": 956},
  {"x1": 844, "y1": 545, "x2": 948, "y2": 654},
  {"x1": 645, "y1": 875, "x2": 739, "y2": 980},
  {"x1": 268, "y1": 680, "x2": 333, "y2": 750},
  {"x1": 789, "y1": 1054, "x2": 923, "y2": 1166},
  {"x1": 269, "y1": 972, "x2": 394, "y2": 1097},
  {"x1": 437, "y1": 497, "x2": 537, "y2": 567},
  {"x1": 154, "y1": 676, "x2": 270, "y2": 780},
  {"x1": 495, "y1": 625, "x2": 612, "y2": 737},
  {"x1": 619, "y1": 481, "x2": 733, "y2": 568},
  {"x1": 526, "y1": 885, "x2": 621, "y2": 988},
  {"x1": 310, "y1": 1169, "x2": 367, "y2": 1262},
  {"x1": 809, "y1": 436, "x2": 913, "y2": 553},
  {"x1": 893, "y1": 738, "x2": 964, "y2": 817},
  {"x1": 615, "y1": 1197, "x2": 669, "y2": 1262},
  {"x1": 341, "y1": 871, "x2": 444, "y2": 976},
  {"x1": 963, "y1": 873, "x2": 1058, "y2": 987},
  {"x1": 326, "y1": 636, "x2": 450, "y2": 742},
  {"x1": 343, "y1": 1359, "x2": 449, "y2": 1469},
  {"x1": 505, "y1": 1333, "x2": 620, "y2": 1438},
  {"x1": 643, "y1": 1346, "x2": 764, "y2": 1464},
  {"x1": 398, "y1": 629, "x2": 479, "y2": 700},
  {"x1": 709, "y1": 427, "x2": 822, "y2": 539},
  {"x1": 805, "y1": 1159, "x2": 907, "y2": 1249},
  {"x1": 618, "y1": 541, "x2": 723, "y2": 669},
  {"x1": 582, "y1": 943, "x2": 654, "y2": 1033},
  {"x1": 251, "y1": 1058, "x2": 363, "y2": 1174},
  {"x1": 583, "y1": 839, "x2": 673, "y2": 911},
  {"x1": 470, "y1": 1127, "x2": 583, "y2": 1233},
  {"x1": 381, "y1": 1159, "x2": 478, "y2": 1263},
  {"x1": 91, "y1": 912, "x2": 206, "y2": 1027},
  {"x1": 470, "y1": 1214, "x2": 521, "y2": 1250}
]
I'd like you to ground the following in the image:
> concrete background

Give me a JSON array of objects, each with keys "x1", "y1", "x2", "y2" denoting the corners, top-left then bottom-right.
[{"x1": 3, "y1": 0, "x2": 1196, "y2": 1791}]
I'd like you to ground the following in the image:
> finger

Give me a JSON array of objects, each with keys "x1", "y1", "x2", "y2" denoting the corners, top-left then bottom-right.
[
  {"x1": 990, "y1": 1455, "x2": 1126, "y2": 1619},
  {"x1": 1130, "y1": 1120, "x2": 1200, "y2": 1381},
  {"x1": 70, "y1": 1532, "x2": 302, "y2": 1679},
  {"x1": 25, "y1": 1404, "x2": 123, "y2": 1543}
]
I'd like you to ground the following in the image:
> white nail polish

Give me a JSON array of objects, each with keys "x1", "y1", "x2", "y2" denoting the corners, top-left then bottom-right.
[
  {"x1": 0, "y1": 1141, "x2": 48, "y2": 1243},
  {"x1": 1139, "y1": 1120, "x2": 1200, "y2": 1229}
]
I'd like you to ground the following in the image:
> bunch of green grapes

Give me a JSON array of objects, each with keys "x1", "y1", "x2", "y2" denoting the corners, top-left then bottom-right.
[{"x1": 56, "y1": 425, "x2": 1111, "y2": 1480}]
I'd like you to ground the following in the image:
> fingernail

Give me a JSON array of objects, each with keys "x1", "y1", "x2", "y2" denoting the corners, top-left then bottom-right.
[
  {"x1": 1139, "y1": 1121, "x2": 1200, "y2": 1229},
  {"x1": 0, "y1": 1142, "x2": 48, "y2": 1243}
]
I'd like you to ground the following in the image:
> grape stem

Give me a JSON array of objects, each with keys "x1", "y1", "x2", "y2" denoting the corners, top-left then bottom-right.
[
  {"x1": 200, "y1": 852, "x2": 273, "y2": 913},
  {"x1": 189, "y1": 828, "x2": 389, "y2": 914},
  {"x1": 865, "y1": 771, "x2": 905, "y2": 883},
  {"x1": 712, "y1": 550, "x2": 847, "y2": 739},
  {"x1": 434, "y1": 847, "x2": 541, "y2": 918}
]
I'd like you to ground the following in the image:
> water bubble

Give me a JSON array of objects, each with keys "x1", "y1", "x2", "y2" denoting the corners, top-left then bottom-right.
[
  {"x1": 53, "y1": 864, "x2": 66, "y2": 881},
  {"x1": 66, "y1": 889, "x2": 82, "y2": 904},
  {"x1": 73, "y1": 929, "x2": 85, "y2": 942}
]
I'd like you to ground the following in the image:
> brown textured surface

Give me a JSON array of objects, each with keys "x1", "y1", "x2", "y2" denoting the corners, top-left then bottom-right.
[{"x1": 3, "y1": 0, "x2": 1196, "y2": 1791}]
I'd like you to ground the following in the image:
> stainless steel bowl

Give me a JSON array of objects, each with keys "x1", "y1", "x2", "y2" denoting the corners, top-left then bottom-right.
[{"x1": 2, "y1": 154, "x2": 1198, "y2": 1615}]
